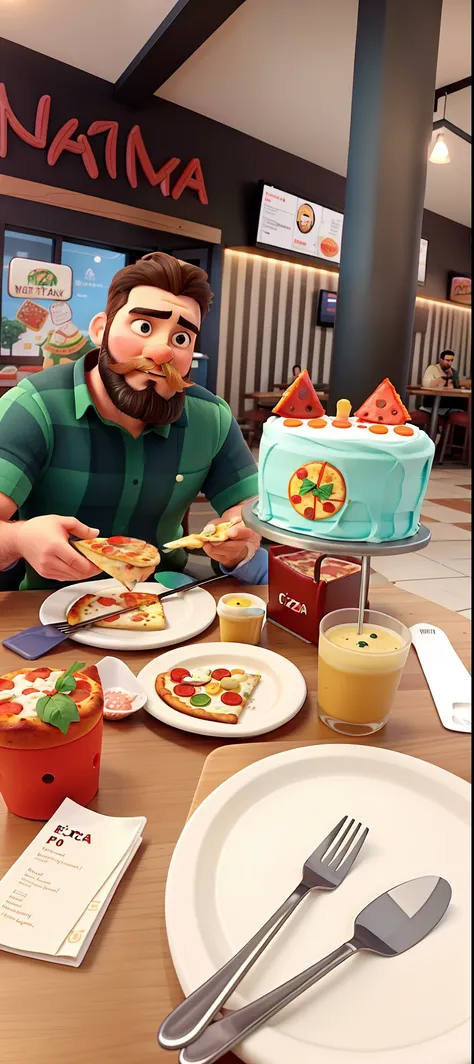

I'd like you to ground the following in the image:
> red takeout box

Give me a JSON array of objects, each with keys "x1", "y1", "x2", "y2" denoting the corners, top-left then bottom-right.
[{"x1": 268, "y1": 546, "x2": 369, "y2": 645}]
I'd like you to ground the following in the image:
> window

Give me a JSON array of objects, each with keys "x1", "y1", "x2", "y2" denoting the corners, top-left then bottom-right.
[
  {"x1": 61, "y1": 242, "x2": 126, "y2": 335},
  {"x1": 1, "y1": 230, "x2": 54, "y2": 359}
]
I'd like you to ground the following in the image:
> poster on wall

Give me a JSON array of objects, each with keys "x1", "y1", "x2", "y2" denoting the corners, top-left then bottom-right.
[
  {"x1": 447, "y1": 273, "x2": 471, "y2": 306},
  {"x1": 2, "y1": 256, "x2": 94, "y2": 365},
  {"x1": 257, "y1": 184, "x2": 428, "y2": 279}
]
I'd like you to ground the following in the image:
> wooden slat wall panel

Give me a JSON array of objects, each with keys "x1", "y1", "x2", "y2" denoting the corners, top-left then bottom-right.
[{"x1": 217, "y1": 251, "x2": 471, "y2": 413}]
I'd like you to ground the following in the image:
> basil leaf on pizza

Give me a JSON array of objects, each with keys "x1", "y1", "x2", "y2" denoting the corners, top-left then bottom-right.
[
  {"x1": 54, "y1": 660, "x2": 85, "y2": 694},
  {"x1": 35, "y1": 692, "x2": 81, "y2": 734}
]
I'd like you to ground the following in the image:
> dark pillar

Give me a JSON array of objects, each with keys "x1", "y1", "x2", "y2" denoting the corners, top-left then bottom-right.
[{"x1": 329, "y1": 0, "x2": 442, "y2": 413}]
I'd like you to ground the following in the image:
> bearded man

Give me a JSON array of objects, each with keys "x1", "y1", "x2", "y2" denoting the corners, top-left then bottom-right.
[{"x1": 0, "y1": 252, "x2": 264, "y2": 590}]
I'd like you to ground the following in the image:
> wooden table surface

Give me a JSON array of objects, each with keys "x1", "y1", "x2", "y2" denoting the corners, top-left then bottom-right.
[
  {"x1": 406, "y1": 385, "x2": 471, "y2": 398},
  {"x1": 0, "y1": 581, "x2": 471, "y2": 1064}
]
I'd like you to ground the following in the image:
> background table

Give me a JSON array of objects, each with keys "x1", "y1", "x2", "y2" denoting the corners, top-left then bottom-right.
[
  {"x1": 406, "y1": 385, "x2": 471, "y2": 440},
  {"x1": 0, "y1": 581, "x2": 470, "y2": 1064},
  {"x1": 245, "y1": 389, "x2": 328, "y2": 409}
]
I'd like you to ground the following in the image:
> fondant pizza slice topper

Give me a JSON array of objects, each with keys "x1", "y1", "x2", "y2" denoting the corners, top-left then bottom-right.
[
  {"x1": 288, "y1": 460, "x2": 346, "y2": 521},
  {"x1": 354, "y1": 378, "x2": 410, "y2": 426},
  {"x1": 273, "y1": 370, "x2": 325, "y2": 419}
]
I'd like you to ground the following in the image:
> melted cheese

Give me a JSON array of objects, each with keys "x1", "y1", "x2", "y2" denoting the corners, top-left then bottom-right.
[{"x1": 0, "y1": 671, "x2": 63, "y2": 719}]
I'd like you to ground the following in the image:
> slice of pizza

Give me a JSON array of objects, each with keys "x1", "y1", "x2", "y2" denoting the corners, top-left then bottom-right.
[
  {"x1": 72, "y1": 536, "x2": 160, "y2": 590},
  {"x1": 272, "y1": 370, "x2": 325, "y2": 419},
  {"x1": 163, "y1": 517, "x2": 240, "y2": 553},
  {"x1": 67, "y1": 591, "x2": 166, "y2": 631},
  {"x1": 155, "y1": 666, "x2": 260, "y2": 724},
  {"x1": 354, "y1": 378, "x2": 410, "y2": 425}
]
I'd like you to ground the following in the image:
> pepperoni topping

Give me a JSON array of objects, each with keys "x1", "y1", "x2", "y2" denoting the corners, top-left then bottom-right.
[
  {"x1": 108, "y1": 536, "x2": 132, "y2": 544},
  {"x1": 0, "y1": 702, "x2": 22, "y2": 715},
  {"x1": 322, "y1": 502, "x2": 336, "y2": 513},
  {"x1": 304, "y1": 507, "x2": 314, "y2": 519},
  {"x1": 23, "y1": 687, "x2": 41, "y2": 695},
  {"x1": 131, "y1": 614, "x2": 146, "y2": 622},
  {"x1": 0, "y1": 678, "x2": 14, "y2": 691},
  {"x1": 25, "y1": 668, "x2": 52, "y2": 681},
  {"x1": 221, "y1": 692, "x2": 243, "y2": 706},
  {"x1": 290, "y1": 495, "x2": 301, "y2": 504},
  {"x1": 211, "y1": 668, "x2": 232, "y2": 681},
  {"x1": 296, "y1": 467, "x2": 308, "y2": 480},
  {"x1": 97, "y1": 597, "x2": 118, "y2": 607},
  {"x1": 100, "y1": 545, "x2": 116, "y2": 555},
  {"x1": 100, "y1": 614, "x2": 122, "y2": 622},
  {"x1": 69, "y1": 682, "x2": 91, "y2": 703},
  {"x1": 171, "y1": 668, "x2": 191, "y2": 683},
  {"x1": 173, "y1": 684, "x2": 195, "y2": 698}
]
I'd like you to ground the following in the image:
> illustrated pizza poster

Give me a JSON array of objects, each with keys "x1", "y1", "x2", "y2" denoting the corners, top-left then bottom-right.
[{"x1": 0, "y1": 798, "x2": 145, "y2": 956}]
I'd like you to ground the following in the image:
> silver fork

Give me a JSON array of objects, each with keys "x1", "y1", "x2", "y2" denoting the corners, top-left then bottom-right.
[{"x1": 158, "y1": 815, "x2": 368, "y2": 1051}]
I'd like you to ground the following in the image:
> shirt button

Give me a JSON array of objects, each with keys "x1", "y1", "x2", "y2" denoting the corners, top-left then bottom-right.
[
  {"x1": 176, "y1": 474, "x2": 184, "y2": 483},
  {"x1": 133, "y1": 479, "x2": 139, "y2": 485}
]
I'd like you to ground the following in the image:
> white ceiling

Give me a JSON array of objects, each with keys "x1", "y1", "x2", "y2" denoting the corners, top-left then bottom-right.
[{"x1": 1, "y1": 0, "x2": 471, "y2": 225}]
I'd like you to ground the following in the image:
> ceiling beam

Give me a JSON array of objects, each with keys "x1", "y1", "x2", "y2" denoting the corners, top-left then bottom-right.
[
  {"x1": 114, "y1": 0, "x2": 247, "y2": 107},
  {"x1": 434, "y1": 75, "x2": 471, "y2": 109},
  {"x1": 432, "y1": 117, "x2": 471, "y2": 144}
]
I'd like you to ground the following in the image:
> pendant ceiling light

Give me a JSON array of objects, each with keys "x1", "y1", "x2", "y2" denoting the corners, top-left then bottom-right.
[{"x1": 429, "y1": 94, "x2": 450, "y2": 164}]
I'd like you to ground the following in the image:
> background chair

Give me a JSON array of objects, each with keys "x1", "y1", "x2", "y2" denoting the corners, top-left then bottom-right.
[{"x1": 438, "y1": 410, "x2": 470, "y2": 464}]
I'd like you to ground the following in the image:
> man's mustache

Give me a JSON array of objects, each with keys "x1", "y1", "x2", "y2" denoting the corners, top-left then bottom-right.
[{"x1": 108, "y1": 356, "x2": 192, "y2": 393}]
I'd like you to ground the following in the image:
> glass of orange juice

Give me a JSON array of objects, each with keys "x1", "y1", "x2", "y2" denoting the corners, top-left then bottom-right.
[
  {"x1": 217, "y1": 593, "x2": 266, "y2": 645},
  {"x1": 317, "y1": 608, "x2": 411, "y2": 735}
]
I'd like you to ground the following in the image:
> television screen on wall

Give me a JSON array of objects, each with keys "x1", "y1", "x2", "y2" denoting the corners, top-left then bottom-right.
[
  {"x1": 317, "y1": 290, "x2": 337, "y2": 326},
  {"x1": 256, "y1": 184, "x2": 429, "y2": 281},
  {"x1": 447, "y1": 273, "x2": 471, "y2": 305}
]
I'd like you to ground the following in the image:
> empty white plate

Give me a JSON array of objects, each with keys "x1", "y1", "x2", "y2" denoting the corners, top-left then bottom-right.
[
  {"x1": 165, "y1": 744, "x2": 470, "y2": 1064},
  {"x1": 139, "y1": 642, "x2": 307, "y2": 738},
  {"x1": 39, "y1": 578, "x2": 217, "y2": 651}
]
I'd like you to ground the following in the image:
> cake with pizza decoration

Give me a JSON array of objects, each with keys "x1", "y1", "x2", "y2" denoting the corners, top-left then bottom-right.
[{"x1": 257, "y1": 372, "x2": 434, "y2": 542}]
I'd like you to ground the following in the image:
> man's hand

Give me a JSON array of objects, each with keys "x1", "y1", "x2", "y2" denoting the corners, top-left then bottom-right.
[
  {"x1": 17, "y1": 516, "x2": 102, "y2": 582},
  {"x1": 201, "y1": 504, "x2": 261, "y2": 569}
]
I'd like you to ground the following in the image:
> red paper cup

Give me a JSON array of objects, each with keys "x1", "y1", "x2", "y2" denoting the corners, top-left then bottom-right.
[{"x1": 0, "y1": 715, "x2": 103, "y2": 820}]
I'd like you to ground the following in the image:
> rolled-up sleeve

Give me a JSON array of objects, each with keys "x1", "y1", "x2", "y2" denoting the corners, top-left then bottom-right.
[{"x1": 201, "y1": 400, "x2": 258, "y2": 515}]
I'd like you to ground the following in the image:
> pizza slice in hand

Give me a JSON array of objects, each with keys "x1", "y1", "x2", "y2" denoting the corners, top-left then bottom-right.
[
  {"x1": 72, "y1": 536, "x2": 160, "y2": 590},
  {"x1": 164, "y1": 517, "x2": 240, "y2": 553}
]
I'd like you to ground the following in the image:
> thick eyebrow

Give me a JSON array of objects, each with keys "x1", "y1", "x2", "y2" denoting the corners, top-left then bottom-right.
[
  {"x1": 129, "y1": 307, "x2": 172, "y2": 319},
  {"x1": 177, "y1": 315, "x2": 199, "y2": 335}
]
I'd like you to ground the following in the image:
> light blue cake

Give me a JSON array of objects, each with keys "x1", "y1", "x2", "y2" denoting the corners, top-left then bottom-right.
[{"x1": 257, "y1": 416, "x2": 435, "y2": 543}]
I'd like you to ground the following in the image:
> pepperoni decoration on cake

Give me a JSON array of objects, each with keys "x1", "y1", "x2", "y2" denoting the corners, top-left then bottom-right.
[{"x1": 288, "y1": 461, "x2": 346, "y2": 522}]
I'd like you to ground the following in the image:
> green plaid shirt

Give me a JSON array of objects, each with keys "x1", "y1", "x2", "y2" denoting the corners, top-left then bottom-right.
[{"x1": 0, "y1": 353, "x2": 257, "y2": 590}]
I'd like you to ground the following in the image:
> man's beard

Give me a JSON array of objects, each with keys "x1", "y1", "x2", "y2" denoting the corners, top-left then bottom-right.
[{"x1": 98, "y1": 343, "x2": 186, "y2": 425}]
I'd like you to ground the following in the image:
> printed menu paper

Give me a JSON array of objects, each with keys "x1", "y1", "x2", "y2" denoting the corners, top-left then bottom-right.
[{"x1": 0, "y1": 798, "x2": 145, "y2": 964}]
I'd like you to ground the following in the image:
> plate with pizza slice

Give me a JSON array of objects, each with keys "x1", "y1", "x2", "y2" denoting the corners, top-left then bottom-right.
[
  {"x1": 139, "y1": 642, "x2": 307, "y2": 737},
  {"x1": 39, "y1": 579, "x2": 217, "y2": 652}
]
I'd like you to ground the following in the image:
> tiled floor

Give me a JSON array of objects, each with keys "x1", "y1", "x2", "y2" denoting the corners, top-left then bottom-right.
[
  {"x1": 188, "y1": 462, "x2": 471, "y2": 619},
  {"x1": 370, "y1": 466, "x2": 472, "y2": 619}
]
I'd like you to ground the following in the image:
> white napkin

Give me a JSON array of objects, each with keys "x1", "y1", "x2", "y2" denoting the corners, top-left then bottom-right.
[
  {"x1": 0, "y1": 798, "x2": 145, "y2": 965},
  {"x1": 410, "y1": 623, "x2": 471, "y2": 733}
]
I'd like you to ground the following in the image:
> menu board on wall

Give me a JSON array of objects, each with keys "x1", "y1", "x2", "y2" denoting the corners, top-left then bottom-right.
[
  {"x1": 257, "y1": 184, "x2": 429, "y2": 281},
  {"x1": 256, "y1": 186, "x2": 344, "y2": 263}
]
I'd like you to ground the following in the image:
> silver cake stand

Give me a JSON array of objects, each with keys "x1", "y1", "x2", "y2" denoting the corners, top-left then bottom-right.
[{"x1": 242, "y1": 498, "x2": 431, "y2": 634}]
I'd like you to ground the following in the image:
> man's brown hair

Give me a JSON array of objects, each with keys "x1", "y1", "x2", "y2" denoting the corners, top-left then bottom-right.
[{"x1": 104, "y1": 251, "x2": 213, "y2": 325}]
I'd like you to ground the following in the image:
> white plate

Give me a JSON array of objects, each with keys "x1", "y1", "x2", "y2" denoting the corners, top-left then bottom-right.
[
  {"x1": 138, "y1": 642, "x2": 306, "y2": 738},
  {"x1": 165, "y1": 745, "x2": 471, "y2": 1064},
  {"x1": 39, "y1": 578, "x2": 217, "y2": 651}
]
